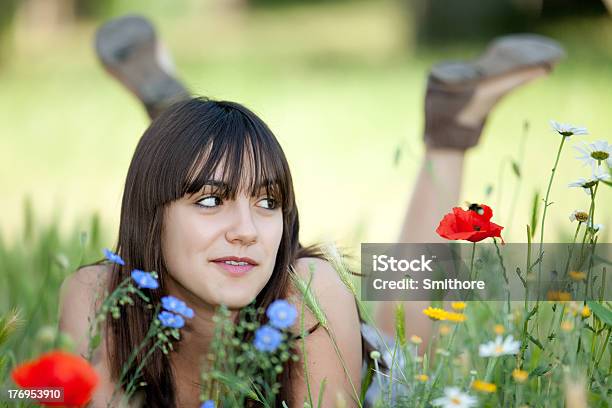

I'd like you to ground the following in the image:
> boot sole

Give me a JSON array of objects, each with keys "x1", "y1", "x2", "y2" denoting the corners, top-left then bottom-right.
[
  {"x1": 429, "y1": 34, "x2": 566, "y2": 87},
  {"x1": 94, "y1": 14, "x2": 189, "y2": 116}
]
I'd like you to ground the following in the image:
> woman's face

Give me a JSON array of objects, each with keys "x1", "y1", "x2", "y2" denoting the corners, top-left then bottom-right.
[{"x1": 161, "y1": 172, "x2": 283, "y2": 309}]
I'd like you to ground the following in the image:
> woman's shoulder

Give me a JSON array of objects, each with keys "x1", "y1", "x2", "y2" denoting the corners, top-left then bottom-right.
[
  {"x1": 287, "y1": 257, "x2": 363, "y2": 404},
  {"x1": 60, "y1": 264, "x2": 111, "y2": 317},
  {"x1": 290, "y1": 256, "x2": 360, "y2": 331},
  {"x1": 59, "y1": 263, "x2": 119, "y2": 407},
  {"x1": 58, "y1": 263, "x2": 111, "y2": 353},
  {"x1": 292, "y1": 257, "x2": 353, "y2": 300},
  {"x1": 61, "y1": 263, "x2": 111, "y2": 292}
]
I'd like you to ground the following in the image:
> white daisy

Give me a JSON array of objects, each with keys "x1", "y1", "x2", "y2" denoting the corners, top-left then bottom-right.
[
  {"x1": 592, "y1": 166, "x2": 612, "y2": 182},
  {"x1": 567, "y1": 177, "x2": 593, "y2": 196},
  {"x1": 479, "y1": 335, "x2": 521, "y2": 357},
  {"x1": 550, "y1": 120, "x2": 589, "y2": 138},
  {"x1": 568, "y1": 167, "x2": 611, "y2": 195},
  {"x1": 431, "y1": 387, "x2": 478, "y2": 408},
  {"x1": 569, "y1": 210, "x2": 589, "y2": 223},
  {"x1": 574, "y1": 140, "x2": 612, "y2": 169}
]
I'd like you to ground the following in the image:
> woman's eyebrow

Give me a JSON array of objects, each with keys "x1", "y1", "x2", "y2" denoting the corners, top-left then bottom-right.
[
  {"x1": 191, "y1": 179, "x2": 279, "y2": 197},
  {"x1": 202, "y1": 180, "x2": 229, "y2": 190},
  {"x1": 255, "y1": 180, "x2": 280, "y2": 190}
]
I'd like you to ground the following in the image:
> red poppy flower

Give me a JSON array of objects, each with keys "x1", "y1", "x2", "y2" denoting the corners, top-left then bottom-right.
[
  {"x1": 436, "y1": 204, "x2": 504, "y2": 242},
  {"x1": 11, "y1": 350, "x2": 99, "y2": 407}
]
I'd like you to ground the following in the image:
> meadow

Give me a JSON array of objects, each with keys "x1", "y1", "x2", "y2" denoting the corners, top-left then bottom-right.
[{"x1": 1, "y1": 0, "x2": 612, "y2": 406}]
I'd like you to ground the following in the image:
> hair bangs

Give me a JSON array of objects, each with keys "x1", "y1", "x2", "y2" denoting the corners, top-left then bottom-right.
[{"x1": 181, "y1": 103, "x2": 293, "y2": 211}]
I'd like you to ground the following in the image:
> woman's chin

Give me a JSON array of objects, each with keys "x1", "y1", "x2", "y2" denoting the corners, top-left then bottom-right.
[{"x1": 211, "y1": 291, "x2": 257, "y2": 309}]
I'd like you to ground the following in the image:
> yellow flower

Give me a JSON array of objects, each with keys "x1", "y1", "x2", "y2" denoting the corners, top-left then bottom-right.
[
  {"x1": 415, "y1": 374, "x2": 429, "y2": 382},
  {"x1": 422, "y1": 307, "x2": 466, "y2": 322},
  {"x1": 547, "y1": 291, "x2": 572, "y2": 302},
  {"x1": 410, "y1": 335, "x2": 423, "y2": 345},
  {"x1": 581, "y1": 305, "x2": 591, "y2": 318},
  {"x1": 423, "y1": 307, "x2": 447, "y2": 321},
  {"x1": 512, "y1": 369, "x2": 529, "y2": 383},
  {"x1": 472, "y1": 380, "x2": 497, "y2": 393},
  {"x1": 451, "y1": 302, "x2": 466, "y2": 311},
  {"x1": 568, "y1": 271, "x2": 587, "y2": 282},
  {"x1": 560, "y1": 320, "x2": 574, "y2": 332},
  {"x1": 439, "y1": 324, "x2": 451, "y2": 336},
  {"x1": 494, "y1": 324, "x2": 505, "y2": 335},
  {"x1": 446, "y1": 311, "x2": 467, "y2": 322}
]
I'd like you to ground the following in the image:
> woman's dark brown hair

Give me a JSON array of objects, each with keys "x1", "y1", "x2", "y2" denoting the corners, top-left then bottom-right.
[{"x1": 105, "y1": 97, "x2": 321, "y2": 407}]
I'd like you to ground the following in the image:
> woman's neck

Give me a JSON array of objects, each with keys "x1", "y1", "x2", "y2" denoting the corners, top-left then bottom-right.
[
  {"x1": 163, "y1": 275, "x2": 237, "y2": 359},
  {"x1": 163, "y1": 276, "x2": 239, "y2": 406}
]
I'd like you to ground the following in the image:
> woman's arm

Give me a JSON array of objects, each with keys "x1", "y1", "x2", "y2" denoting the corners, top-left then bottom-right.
[
  {"x1": 58, "y1": 265, "x2": 120, "y2": 407},
  {"x1": 290, "y1": 257, "x2": 362, "y2": 407}
]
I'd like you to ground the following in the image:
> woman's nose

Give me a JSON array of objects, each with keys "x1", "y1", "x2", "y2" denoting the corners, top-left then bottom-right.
[{"x1": 225, "y1": 200, "x2": 258, "y2": 245}]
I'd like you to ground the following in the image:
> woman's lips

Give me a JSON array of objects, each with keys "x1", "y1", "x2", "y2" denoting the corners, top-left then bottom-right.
[{"x1": 212, "y1": 260, "x2": 255, "y2": 276}]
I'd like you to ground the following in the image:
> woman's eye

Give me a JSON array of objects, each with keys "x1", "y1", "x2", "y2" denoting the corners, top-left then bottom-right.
[
  {"x1": 256, "y1": 197, "x2": 278, "y2": 210},
  {"x1": 197, "y1": 196, "x2": 222, "y2": 208}
]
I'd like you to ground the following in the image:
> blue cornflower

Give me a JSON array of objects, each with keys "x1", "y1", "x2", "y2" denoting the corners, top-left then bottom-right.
[
  {"x1": 266, "y1": 299, "x2": 297, "y2": 330},
  {"x1": 253, "y1": 325, "x2": 282, "y2": 352},
  {"x1": 158, "y1": 311, "x2": 185, "y2": 329},
  {"x1": 103, "y1": 248, "x2": 125, "y2": 265},
  {"x1": 200, "y1": 401, "x2": 215, "y2": 408},
  {"x1": 161, "y1": 295, "x2": 194, "y2": 319},
  {"x1": 131, "y1": 269, "x2": 159, "y2": 289}
]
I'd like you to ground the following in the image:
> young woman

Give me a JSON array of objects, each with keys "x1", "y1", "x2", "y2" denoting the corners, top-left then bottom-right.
[
  {"x1": 59, "y1": 16, "x2": 565, "y2": 407},
  {"x1": 59, "y1": 98, "x2": 363, "y2": 407}
]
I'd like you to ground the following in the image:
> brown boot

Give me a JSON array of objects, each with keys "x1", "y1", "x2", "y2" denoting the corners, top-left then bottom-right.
[
  {"x1": 424, "y1": 34, "x2": 565, "y2": 150},
  {"x1": 95, "y1": 15, "x2": 190, "y2": 119}
]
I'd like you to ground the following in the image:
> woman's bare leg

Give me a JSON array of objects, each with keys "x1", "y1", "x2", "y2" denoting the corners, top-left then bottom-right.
[
  {"x1": 376, "y1": 35, "x2": 564, "y2": 348},
  {"x1": 375, "y1": 148, "x2": 464, "y2": 343}
]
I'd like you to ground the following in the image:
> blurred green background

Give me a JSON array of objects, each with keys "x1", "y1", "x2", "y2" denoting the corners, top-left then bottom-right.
[{"x1": 1, "y1": 0, "x2": 611, "y2": 250}]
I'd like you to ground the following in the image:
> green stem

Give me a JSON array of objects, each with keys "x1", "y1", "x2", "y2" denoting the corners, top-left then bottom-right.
[
  {"x1": 493, "y1": 239, "x2": 510, "y2": 314},
  {"x1": 425, "y1": 325, "x2": 459, "y2": 401},
  {"x1": 469, "y1": 242, "x2": 476, "y2": 281},
  {"x1": 579, "y1": 183, "x2": 599, "y2": 263},
  {"x1": 300, "y1": 274, "x2": 314, "y2": 408},
  {"x1": 86, "y1": 277, "x2": 132, "y2": 361},
  {"x1": 537, "y1": 136, "x2": 567, "y2": 305},
  {"x1": 592, "y1": 327, "x2": 611, "y2": 375},
  {"x1": 484, "y1": 357, "x2": 498, "y2": 382},
  {"x1": 324, "y1": 326, "x2": 362, "y2": 407},
  {"x1": 563, "y1": 222, "x2": 582, "y2": 278},
  {"x1": 125, "y1": 337, "x2": 164, "y2": 397}
]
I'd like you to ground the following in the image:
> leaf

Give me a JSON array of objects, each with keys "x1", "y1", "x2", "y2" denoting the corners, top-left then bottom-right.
[
  {"x1": 213, "y1": 371, "x2": 260, "y2": 400},
  {"x1": 529, "y1": 190, "x2": 540, "y2": 239},
  {"x1": 530, "y1": 364, "x2": 551, "y2": 377},
  {"x1": 359, "y1": 360, "x2": 374, "y2": 403},
  {"x1": 89, "y1": 333, "x2": 101, "y2": 350},
  {"x1": 511, "y1": 160, "x2": 521, "y2": 178},
  {"x1": 316, "y1": 378, "x2": 327, "y2": 408},
  {"x1": 395, "y1": 303, "x2": 406, "y2": 347},
  {"x1": 393, "y1": 146, "x2": 402, "y2": 167},
  {"x1": 528, "y1": 334, "x2": 544, "y2": 350},
  {"x1": 587, "y1": 301, "x2": 612, "y2": 327}
]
